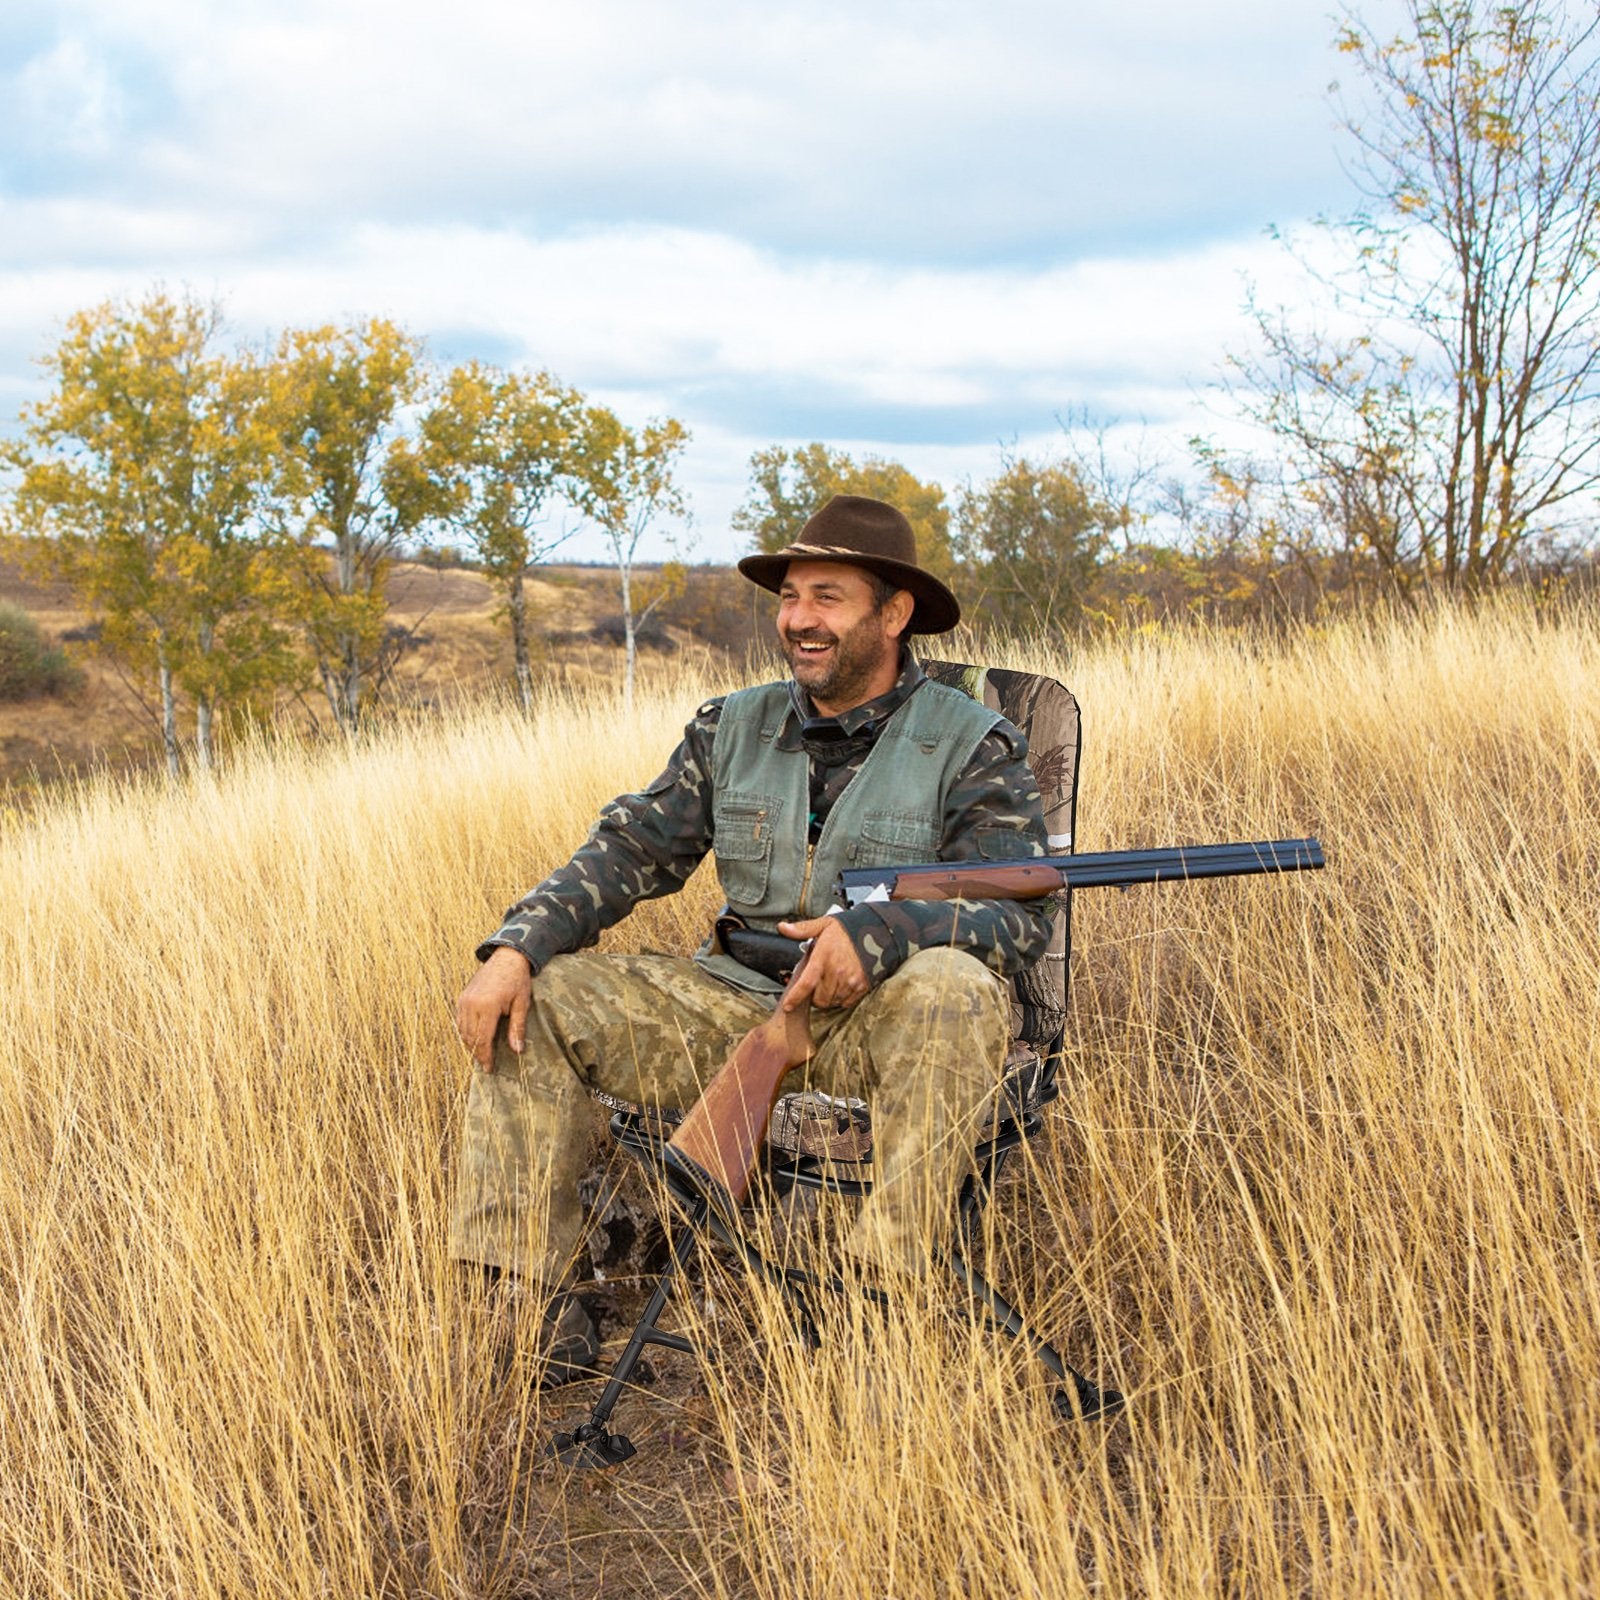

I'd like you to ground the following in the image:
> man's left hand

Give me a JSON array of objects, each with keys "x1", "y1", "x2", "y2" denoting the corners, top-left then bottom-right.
[{"x1": 776, "y1": 916, "x2": 870, "y2": 1011}]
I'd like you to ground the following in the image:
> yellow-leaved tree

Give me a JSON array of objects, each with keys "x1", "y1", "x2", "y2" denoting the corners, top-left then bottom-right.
[
  {"x1": 568, "y1": 408, "x2": 690, "y2": 707},
  {"x1": 2, "y1": 290, "x2": 294, "y2": 776},
  {"x1": 1239, "y1": 0, "x2": 1600, "y2": 595},
  {"x1": 419, "y1": 364, "x2": 584, "y2": 714},
  {"x1": 732, "y1": 443, "x2": 958, "y2": 600},
  {"x1": 269, "y1": 319, "x2": 435, "y2": 734},
  {"x1": 954, "y1": 454, "x2": 1114, "y2": 637}
]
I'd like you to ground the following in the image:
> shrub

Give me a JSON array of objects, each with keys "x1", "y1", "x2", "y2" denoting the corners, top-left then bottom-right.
[{"x1": 0, "y1": 602, "x2": 83, "y2": 700}]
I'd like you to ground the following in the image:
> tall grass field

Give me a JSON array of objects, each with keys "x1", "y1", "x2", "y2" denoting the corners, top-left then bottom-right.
[{"x1": 2, "y1": 605, "x2": 1596, "y2": 1597}]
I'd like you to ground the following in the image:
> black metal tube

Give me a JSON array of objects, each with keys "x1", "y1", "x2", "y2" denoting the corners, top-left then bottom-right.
[
  {"x1": 840, "y1": 835, "x2": 1324, "y2": 904},
  {"x1": 585, "y1": 1201, "x2": 704, "y2": 1429}
]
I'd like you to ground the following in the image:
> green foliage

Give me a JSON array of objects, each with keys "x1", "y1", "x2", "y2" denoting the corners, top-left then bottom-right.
[
  {"x1": 2, "y1": 290, "x2": 295, "y2": 772},
  {"x1": 568, "y1": 407, "x2": 691, "y2": 700},
  {"x1": 733, "y1": 443, "x2": 958, "y2": 594},
  {"x1": 421, "y1": 364, "x2": 581, "y2": 578},
  {"x1": 418, "y1": 364, "x2": 584, "y2": 710},
  {"x1": 269, "y1": 318, "x2": 433, "y2": 733},
  {"x1": 0, "y1": 603, "x2": 82, "y2": 701},
  {"x1": 955, "y1": 454, "x2": 1112, "y2": 634}
]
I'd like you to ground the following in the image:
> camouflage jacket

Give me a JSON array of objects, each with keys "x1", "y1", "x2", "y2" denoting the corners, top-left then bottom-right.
[{"x1": 479, "y1": 655, "x2": 1053, "y2": 987}]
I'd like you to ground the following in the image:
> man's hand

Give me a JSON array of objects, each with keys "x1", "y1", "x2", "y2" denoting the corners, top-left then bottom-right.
[
  {"x1": 776, "y1": 916, "x2": 870, "y2": 1012},
  {"x1": 456, "y1": 946, "x2": 534, "y2": 1071}
]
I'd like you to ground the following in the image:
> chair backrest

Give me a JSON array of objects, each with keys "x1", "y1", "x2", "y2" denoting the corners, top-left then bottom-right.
[{"x1": 921, "y1": 659, "x2": 1081, "y2": 1050}]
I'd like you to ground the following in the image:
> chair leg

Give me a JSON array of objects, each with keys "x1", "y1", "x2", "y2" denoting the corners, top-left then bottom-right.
[
  {"x1": 707, "y1": 1205, "x2": 824, "y2": 1351},
  {"x1": 548, "y1": 1195, "x2": 707, "y2": 1469},
  {"x1": 944, "y1": 1246, "x2": 1124, "y2": 1420},
  {"x1": 553, "y1": 1119, "x2": 1123, "y2": 1470},
  {"x1": 949, "y1": 1153, "x2": 1125, "y2": 1422}
]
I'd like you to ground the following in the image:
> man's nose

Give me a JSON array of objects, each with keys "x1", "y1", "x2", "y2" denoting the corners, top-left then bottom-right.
[{"x1": 782, "y1": 600, "x2": 822, "y2": 635}]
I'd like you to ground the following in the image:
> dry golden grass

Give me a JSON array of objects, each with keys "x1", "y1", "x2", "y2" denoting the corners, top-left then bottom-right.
[{"x1": 2, "y1": 604, "x2": 1596, "y2": 1597}]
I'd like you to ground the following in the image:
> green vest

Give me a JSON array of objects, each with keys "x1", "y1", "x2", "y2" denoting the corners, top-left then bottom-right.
[{"x1": 694, "y1": 678, "x2": 1004, "y2": 995}]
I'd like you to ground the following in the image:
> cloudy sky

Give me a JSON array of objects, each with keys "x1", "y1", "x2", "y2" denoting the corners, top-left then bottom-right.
[{"x1": 0, "y1": 0, "x2": 1396, "y2": 562}]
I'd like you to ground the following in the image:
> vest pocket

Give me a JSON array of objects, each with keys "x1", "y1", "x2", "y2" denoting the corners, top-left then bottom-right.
[
  {"x1": 852, "y1": 810, "x2": 941, "y2": 868},
  {"x1": 713, "y1": 791, "x2": 779, "y2": 905},
  {"x1": 976, "y1": 823, "x2": 1041, "y2": 859}
]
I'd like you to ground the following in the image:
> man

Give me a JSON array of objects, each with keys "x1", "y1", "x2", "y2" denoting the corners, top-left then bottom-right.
[{"x1": 451, "y1": 493, "x2": 1053, "y2": 1382}]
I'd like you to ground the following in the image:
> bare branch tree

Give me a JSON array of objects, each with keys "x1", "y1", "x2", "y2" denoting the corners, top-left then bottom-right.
[{"x1": 1238, "y1": 1, "x2": 1600, "y2": 592}]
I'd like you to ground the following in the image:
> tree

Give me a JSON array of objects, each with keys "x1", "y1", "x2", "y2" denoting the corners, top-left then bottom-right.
[
  {"x1": 1241, "y1": 0, "x2": 1600, "y2": 594},
  {"x1": 732, "y1": 443, "x2": 959, "y2": 595},
  {"x1": 954, "y1": 454, "x2": 1112, "y2": 636},
  {"x1": 2, "y1": 291, "x2": 290, "y2": 775},
  {"x1": 421, "y1": 363, "x2": 583, "y2": 714},
  {"x1": 270, "y1": 319, "x2": 433, "y2": 733},
  {"x1": 569, "y1": 408, "x2": 689, "y2": 705}
]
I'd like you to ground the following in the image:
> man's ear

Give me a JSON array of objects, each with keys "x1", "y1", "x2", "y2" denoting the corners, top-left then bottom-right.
[{"x1": 883, "y1": 588, "x2": 915, "y2": 640}]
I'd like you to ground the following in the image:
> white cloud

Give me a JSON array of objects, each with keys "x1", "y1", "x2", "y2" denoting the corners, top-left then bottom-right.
[
  {"x1": 0, "y1": 0, "x2": 1404, "y2": 559},
  {"x1": 12, "y1": 35, "x2": 122, "y2": 158},
  {"x1": 8, "y1": 0, "x2": 1374, "y2": 257},
  {"x1": 0, "y1": 214, "x2": 1300, "y2": 554}
]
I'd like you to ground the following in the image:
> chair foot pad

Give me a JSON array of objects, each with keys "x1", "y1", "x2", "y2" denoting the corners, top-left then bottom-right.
[
  {"x1": 1054, "y1": 1380, "x2": 1126, "y2": 1422},
  {"x1": 547, "y1": 1423, "x2": 637, "y2": 1469}
]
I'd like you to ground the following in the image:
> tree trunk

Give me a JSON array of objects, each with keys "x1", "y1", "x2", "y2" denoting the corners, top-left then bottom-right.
[
  {"x1": 619, "y1": 559, "x2": 636, "y2": 711},
  {"x1": 329, "y1": 535, "x2": 363, "y2": 734},
  {"x1": 318, "y1": 640, "x2": 360, "y2": 737},
  {"x1": 316, "y1": 654, "x2": 353, "y2": 737},
  {"x1": 157, "y1": 644, "x2": 182, "y2": 781},
  {"x1": 195, "y1": 695, "x2": 215, "y2": 772},
  {"x1": 342, "y1": 633, "x2": 363, "y2": 734},
  {"x1": 508, "y1": 568, "x2": 534, "y2": 716},
  {"x1": 194, "y1": 621, "x2": 216, "y2": 771}
]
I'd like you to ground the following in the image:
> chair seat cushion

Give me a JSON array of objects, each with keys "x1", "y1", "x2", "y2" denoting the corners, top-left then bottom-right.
[
  {"x1": 595, "y1": 1041, "x2": 1053, "y2": 1169},
  {"x1": 768, "y1": 1091, "x2": 873, "y2": 1161}
]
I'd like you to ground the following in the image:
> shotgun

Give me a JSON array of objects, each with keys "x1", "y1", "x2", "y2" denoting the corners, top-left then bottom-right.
[{"x1": 665, "y1": 836, "x2": 1324, "y2": 1209}]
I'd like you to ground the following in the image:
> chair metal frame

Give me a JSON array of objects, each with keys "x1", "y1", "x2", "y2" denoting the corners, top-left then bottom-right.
[{"x1": 550, "y1": 662, "x2": 1123, "y2": 1470}]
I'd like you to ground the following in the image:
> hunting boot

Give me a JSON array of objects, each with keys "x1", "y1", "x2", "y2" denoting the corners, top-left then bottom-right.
[
  {"x1": 533, "y1": 1288, "x2": 600, "y2": 1389},
  {"x1": 475, "y1": 1266, "x2": 600, "y2": 1390}
]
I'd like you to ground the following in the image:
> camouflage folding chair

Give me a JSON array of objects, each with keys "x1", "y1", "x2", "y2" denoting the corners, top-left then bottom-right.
[{"x1": 550, "y1": 660, "x2": 1122, "y2": 1469}]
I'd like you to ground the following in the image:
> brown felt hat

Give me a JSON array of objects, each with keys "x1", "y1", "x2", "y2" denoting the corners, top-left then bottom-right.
[{"x1": 737, "y1": 494, "x2": 961, "y2": 634}]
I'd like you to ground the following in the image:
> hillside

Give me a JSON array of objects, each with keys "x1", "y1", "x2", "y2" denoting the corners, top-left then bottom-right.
[{"x1": 0, "y1": 555, "x2": 754, "y2": 796}]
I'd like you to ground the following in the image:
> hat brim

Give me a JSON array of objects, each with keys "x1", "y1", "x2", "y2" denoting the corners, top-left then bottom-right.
[{"x1": 737, "y1": 550, "x2": 961, "y2": 635}]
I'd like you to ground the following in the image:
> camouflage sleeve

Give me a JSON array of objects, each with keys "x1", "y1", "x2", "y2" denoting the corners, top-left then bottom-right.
[
  {"x1": 475, "y1": 700, "x2": 722, "y2": 970},
  {"x1": 837, "y1": 720, "x2": 1053, "y2": 985}
]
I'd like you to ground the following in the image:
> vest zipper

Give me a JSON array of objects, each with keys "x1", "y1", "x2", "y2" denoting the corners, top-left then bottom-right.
[{"x1": 800, "y1": 843, "x2": 815, "y2": 917}]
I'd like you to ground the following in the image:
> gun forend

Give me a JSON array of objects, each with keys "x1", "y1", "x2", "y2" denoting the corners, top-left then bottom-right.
[{"x1": 838, "y1": 837, "x2": 1325, "y2": 907}]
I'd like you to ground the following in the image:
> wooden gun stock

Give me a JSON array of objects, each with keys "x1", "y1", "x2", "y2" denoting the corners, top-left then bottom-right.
[{"x1": 664, "y1": 952, "x2": 814, "y2": 1208}]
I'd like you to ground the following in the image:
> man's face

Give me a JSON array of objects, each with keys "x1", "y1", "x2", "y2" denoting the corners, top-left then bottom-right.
[{"x1": 776, "y1": 561, "x2": 911, "y2": 714}]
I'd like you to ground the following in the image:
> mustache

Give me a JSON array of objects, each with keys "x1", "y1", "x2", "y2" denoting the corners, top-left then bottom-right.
[{"x1": 784, "y1": 630, "x2": 838, "y2": 646}]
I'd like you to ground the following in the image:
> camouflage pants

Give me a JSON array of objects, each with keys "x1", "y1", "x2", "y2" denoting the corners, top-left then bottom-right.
[{"x1": 449, "y1": 946, "x2": 1012, "y2": 1287}]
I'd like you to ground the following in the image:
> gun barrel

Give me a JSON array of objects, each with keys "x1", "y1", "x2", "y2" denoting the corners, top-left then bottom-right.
[{"x1": 838, "y1": 836, "x2": 1324, "y2": 906}]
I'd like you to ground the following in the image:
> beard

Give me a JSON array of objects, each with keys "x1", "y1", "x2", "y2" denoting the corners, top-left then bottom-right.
[{"x1": 782, "y1": 611, "x2": 896, "y2": 708}]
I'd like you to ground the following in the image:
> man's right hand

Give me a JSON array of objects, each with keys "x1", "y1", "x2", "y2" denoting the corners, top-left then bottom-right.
[{"x1": 456, "y1": 946, "x2": 534, "y2": 1071}]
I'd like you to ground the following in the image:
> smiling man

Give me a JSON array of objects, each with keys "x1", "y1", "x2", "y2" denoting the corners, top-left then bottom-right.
[{"x1": 450, "y1": 494, "x2": 1053, "y2": 1383}]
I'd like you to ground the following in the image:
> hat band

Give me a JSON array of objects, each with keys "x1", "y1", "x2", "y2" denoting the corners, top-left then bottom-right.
[{"x1": 783, "y1": 541, "x2": 914, "y2": 562}]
